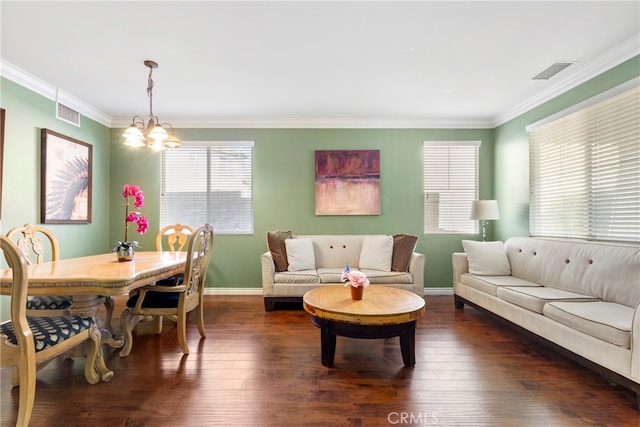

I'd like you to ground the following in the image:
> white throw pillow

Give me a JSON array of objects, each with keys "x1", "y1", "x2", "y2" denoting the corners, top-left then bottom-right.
[
  {"x1": 461, "y1": 240, "x2": 511, "y2": 276},
  {"x1": 285, "y1": 239, "x2": 316, "y2": 271},
  {"x1": 359, "y1": 235, "x2": 394, "y2": 271}
]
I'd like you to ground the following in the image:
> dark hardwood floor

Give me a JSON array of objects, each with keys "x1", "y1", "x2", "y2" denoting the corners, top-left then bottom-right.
[{"x1": 2, "y1": 295, "x2": 639, "y2": 426}]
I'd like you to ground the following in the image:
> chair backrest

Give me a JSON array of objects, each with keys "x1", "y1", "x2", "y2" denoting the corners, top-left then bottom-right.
[
  {"x1": 183, "y1": 224, "x2": 214, "y2": 297},
  {"x1": 6, "y1": 223, "x2": 59, "y2": 265},
  {"x1": 0, "y1": 234, "x2": 34, "y2": 365},
  {"x1": 156, "y1": 224, "x2": 194, "y2": 252}
]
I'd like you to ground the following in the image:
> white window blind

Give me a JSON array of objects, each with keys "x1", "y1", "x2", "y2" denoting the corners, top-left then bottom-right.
[
  {"x1": 528, "y1": 83, "x2": 640, "y2": 243},
  {"x1": 423, "y1": 141, "x2": 480, "y2": 234},
  {"x1": 160, "y1": 141, "x2": 254, "y2": 235}
]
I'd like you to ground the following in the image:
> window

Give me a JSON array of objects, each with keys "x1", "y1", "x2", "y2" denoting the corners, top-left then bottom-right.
[
  {"x1": 528, "y1": 81, "x2": 639, "y2": 243},
  {"x1": 423, "y1": 141, "x2": 480, "y2": 234},
  {"x1": 160, "y1": 141, "x2": 254, "y2": 235}
]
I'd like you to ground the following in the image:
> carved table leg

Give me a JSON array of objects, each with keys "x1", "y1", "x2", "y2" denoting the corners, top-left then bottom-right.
[
  {"x1": 119, "y1": 309, "x2": 141, "y2": 357},
  {"x1": 86, "y1": 328, "x2": 114, "y2": 383}
]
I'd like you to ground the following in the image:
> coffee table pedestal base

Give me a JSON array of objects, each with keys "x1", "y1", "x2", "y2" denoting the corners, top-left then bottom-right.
[{"x1": 310, "y1": 316, "x2": 417, "y2": 367}]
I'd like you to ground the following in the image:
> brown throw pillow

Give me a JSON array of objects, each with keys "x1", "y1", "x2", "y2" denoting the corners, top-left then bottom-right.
[
  {"x1": 391, "y1": 234, "x2": 418, "y2": 272},
  {"x1": 267, "y1": 230, "x2": 292, "y2": 272}
]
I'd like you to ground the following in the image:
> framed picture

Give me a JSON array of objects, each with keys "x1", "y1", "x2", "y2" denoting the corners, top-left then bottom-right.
[
  {"x1": 41, "y1": 129, "x2": 92, "y2": 223},
  {"x1": 315, "y1": 149, "x2": 380, "y2": 215}
]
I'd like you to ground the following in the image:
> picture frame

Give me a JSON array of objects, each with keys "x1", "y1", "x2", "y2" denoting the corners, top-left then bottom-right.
[
  {"x1": 41, "y1": 129, "x2": 92, "y2": 223},
  {"x1": 315, "y1": 149, "x2": 380, "y2": 215}
]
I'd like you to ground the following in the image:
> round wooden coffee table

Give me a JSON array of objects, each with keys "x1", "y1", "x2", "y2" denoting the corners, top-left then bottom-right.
[{"x1": 303, "y1": 285, "x2": 426, "y2": 367}]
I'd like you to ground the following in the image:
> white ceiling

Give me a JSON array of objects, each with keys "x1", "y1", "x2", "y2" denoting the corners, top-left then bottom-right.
[{"x1": 1, "y1": 1, "x2": 639, "y2": 128}]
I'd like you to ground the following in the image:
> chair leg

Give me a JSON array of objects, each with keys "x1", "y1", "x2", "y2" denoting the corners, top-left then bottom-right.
[
  {"x1": 177, "y1": 310, "x2": 189, "y2": 354},
  {"x1": 153, "y1": 316, "x2": 163, "y2": 334},
  {"x1": 119, "y1": 309, "x2": 139, "y2": 357},
  {"x1": 17, "y1": 349, "x2": 36, "y2": 427},
  {"x1": 10, "y1": 367, "x2": 19, "y2": 386},
  {"x1": 102, "y1": 296, "x2": 115, "y2": 332},
  {"x1": 197, "y1": 301, "x2": 206, "y2": 339}
]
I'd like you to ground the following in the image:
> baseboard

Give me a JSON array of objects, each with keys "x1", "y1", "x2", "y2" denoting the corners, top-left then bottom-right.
[
  {"x1": 424, "y1": 287, "x2": 453, "y2": 296},
  {"x1": 203, "y1": 287, "x2": 453, "y2": 296},
  {"x1": 203, "y1": 287, "x2": 263, "y2": 296}
]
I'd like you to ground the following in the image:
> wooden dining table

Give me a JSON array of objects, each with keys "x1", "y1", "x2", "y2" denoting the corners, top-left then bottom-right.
[{"x1": 0, "y1": 251, "x2": 188, "y2": 381}]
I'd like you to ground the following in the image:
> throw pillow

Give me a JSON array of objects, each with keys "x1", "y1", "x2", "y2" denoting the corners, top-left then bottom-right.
[
  {"x1": 461, "y1": 240, "x2": 511, "y2": 276},
  {"x1": 267, "y1": 230, "x2": 292, "y2": 272},
  {"x1": 285, "y1": 238, "x2": 316, "y2": 271},
  {"x1": 391, "y1": 234, "x2": 418, "y2": 272},
  {"x1": 359, "y1": 235, "x2": 394, "y2": 271}
]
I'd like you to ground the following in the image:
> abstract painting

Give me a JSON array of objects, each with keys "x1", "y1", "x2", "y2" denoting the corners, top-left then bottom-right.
[{"x1": 315, "y1": 149, "x2": 380, "y2": 215}]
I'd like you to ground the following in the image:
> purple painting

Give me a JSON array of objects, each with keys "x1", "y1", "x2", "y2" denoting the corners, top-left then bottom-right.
[{"x1": 315, "y1": 150, "x2": 380, "y2": 215}]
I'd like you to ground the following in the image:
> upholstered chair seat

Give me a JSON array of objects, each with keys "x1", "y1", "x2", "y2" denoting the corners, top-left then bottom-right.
[
  {"x1": 25, "y1": 295, "x2": 73, "y2": 311},
  {"x1": 1, "y1": 316, "x2": 95, "y2": 352}
]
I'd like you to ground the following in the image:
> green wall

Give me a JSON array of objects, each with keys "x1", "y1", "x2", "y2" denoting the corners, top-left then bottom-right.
[
  {"x1": 0, "y1": 77, "x2": 111, "y2": 319},
  {"x1": 493, "y1": 55, "x2": 640, "y2": 240},
  {"x1": 109, "y1": 127, "x2": 494, "y2": 289},
  {"x1": 0, "y1": 78, "x2": 111, "y2": 253}
]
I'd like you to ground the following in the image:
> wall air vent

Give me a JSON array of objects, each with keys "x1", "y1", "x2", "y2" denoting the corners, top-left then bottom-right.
[
  {"x1": 56, "y1": 102, "x2": 81, "y2": 126},
  {"x1": 532, "y1": 62, "x2": 574, "y2": 80}
]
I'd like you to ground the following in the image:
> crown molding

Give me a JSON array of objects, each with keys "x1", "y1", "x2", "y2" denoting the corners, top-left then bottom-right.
[
  {"x1": 0, "y1": 59, "x2": 113, "y2": 127},
  {"x1": 111, "y1": 116, "x2": 493, "y2": 129},
  {"x1": 493, "y1": 35, "x2": 640, "y2": 127}
]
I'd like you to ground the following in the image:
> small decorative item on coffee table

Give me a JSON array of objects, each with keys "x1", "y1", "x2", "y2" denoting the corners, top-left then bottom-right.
[
  {"x1": 303, "y1": 285, "x2": 426, "y2": 367},
  {"x1": 341, "y1": 264, "x2": 369, "y2": 300}
]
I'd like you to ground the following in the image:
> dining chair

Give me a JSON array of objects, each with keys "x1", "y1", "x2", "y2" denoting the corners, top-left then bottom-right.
[
  {"x1": 0, "y1": 235, "x2": 112, "y2": 426},
  {"x1": 6, "y1": 224, "x2": 115, "y2": 331},
  {"x1": 150, "y1": 223, "x2": 194, "y2": 333},
  {"x1": 119, "y1": 224, "x2": 214, "y2": 357}
]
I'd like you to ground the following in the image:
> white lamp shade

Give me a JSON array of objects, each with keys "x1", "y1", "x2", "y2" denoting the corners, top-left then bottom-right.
[{"x1": 470, "y1": 200, "x2": 500, "y2": 220}]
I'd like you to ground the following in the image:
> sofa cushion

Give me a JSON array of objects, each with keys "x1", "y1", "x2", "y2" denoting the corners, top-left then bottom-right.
[
  {"x1": 543, "y1": 301, "x2": 633, "y2": 348},
  {"x1": 274, "y1": 270, "x2": 321, "y2": 284},
  {"x1": 504, "y1": 237, "x2": 640, "y2": 307},
  {"x1": 285, "y1": 238, "x2": 316, "y2": 271},
  {"x1": 497, "y1": 286, "x2": 600, "y2": 314},
  {"x1": 391, "y1": 234, "x2": 418, "y2": 272},
  {"x1": 360, "y1": 269, "x2": 414, "y2": 285},
  {"x1": 460, "y1": 274, "x2": 540, "y2": 297},
  {"x1": 462, "y1": 240, "x2": 511, "y2": 276},
  {"x1": 267, "y1": 230, "x2": 292, "y2": 272},
  {"x1": 359, "y1": 235, "x2": 393, "y2": 271}
]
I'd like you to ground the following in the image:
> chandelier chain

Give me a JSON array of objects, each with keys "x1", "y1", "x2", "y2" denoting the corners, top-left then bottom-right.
[{"x1": 147, "y1": 67, "x2": 154, "y2": 118}]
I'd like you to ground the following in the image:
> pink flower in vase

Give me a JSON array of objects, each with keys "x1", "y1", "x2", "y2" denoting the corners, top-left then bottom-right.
[{"x1": 113, "y1": 184, "x2": 149, "y2": 253}]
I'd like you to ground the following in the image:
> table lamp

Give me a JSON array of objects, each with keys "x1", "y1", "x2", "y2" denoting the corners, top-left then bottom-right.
[{"x1": 470, "y1": 200, "x2": 500, "y2": 241}]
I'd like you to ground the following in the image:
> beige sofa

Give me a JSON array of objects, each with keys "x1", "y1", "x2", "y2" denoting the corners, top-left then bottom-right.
[
  {"x1": 453, "y1": 237, "x2": 640, "y2": 407},
  {"x1": 261, "y1": 234, "x2": 425, "y2": 311}
]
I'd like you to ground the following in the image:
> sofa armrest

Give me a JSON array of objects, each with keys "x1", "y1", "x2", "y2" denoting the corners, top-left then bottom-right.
[
  {"x1": 632, "y1": 301, "x2": 640, "y2": 381},
  {"x1": 452, "y1": 252, "x2": 469, "y2": 286},
  {"x1": 408, "y1": 252, "x2": 425, "y2": 296},
  {"x1": 260, "y1": 251, "x2": 276, "y2": 296}
]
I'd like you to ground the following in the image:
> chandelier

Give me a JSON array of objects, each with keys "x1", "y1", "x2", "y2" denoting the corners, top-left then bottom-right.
[{"x1": 123, "y1": 60, "x2": 181, "y2": 150}]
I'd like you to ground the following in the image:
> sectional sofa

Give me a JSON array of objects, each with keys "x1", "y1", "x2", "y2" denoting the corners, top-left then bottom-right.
[
  {"x1": 261, "y1": 233, "x2": 425, "y2": 311},
  {"x1": 452, "y1": 236, "x2": 640, "y2": 407}
]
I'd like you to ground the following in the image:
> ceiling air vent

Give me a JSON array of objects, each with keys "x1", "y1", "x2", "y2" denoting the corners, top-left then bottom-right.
[
  {"x1": 532, "y1": 62, "x2": 574, "y2": 80},
  {"x1": 56, "y1": 102, "x2": 81, "y2": 126}
]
